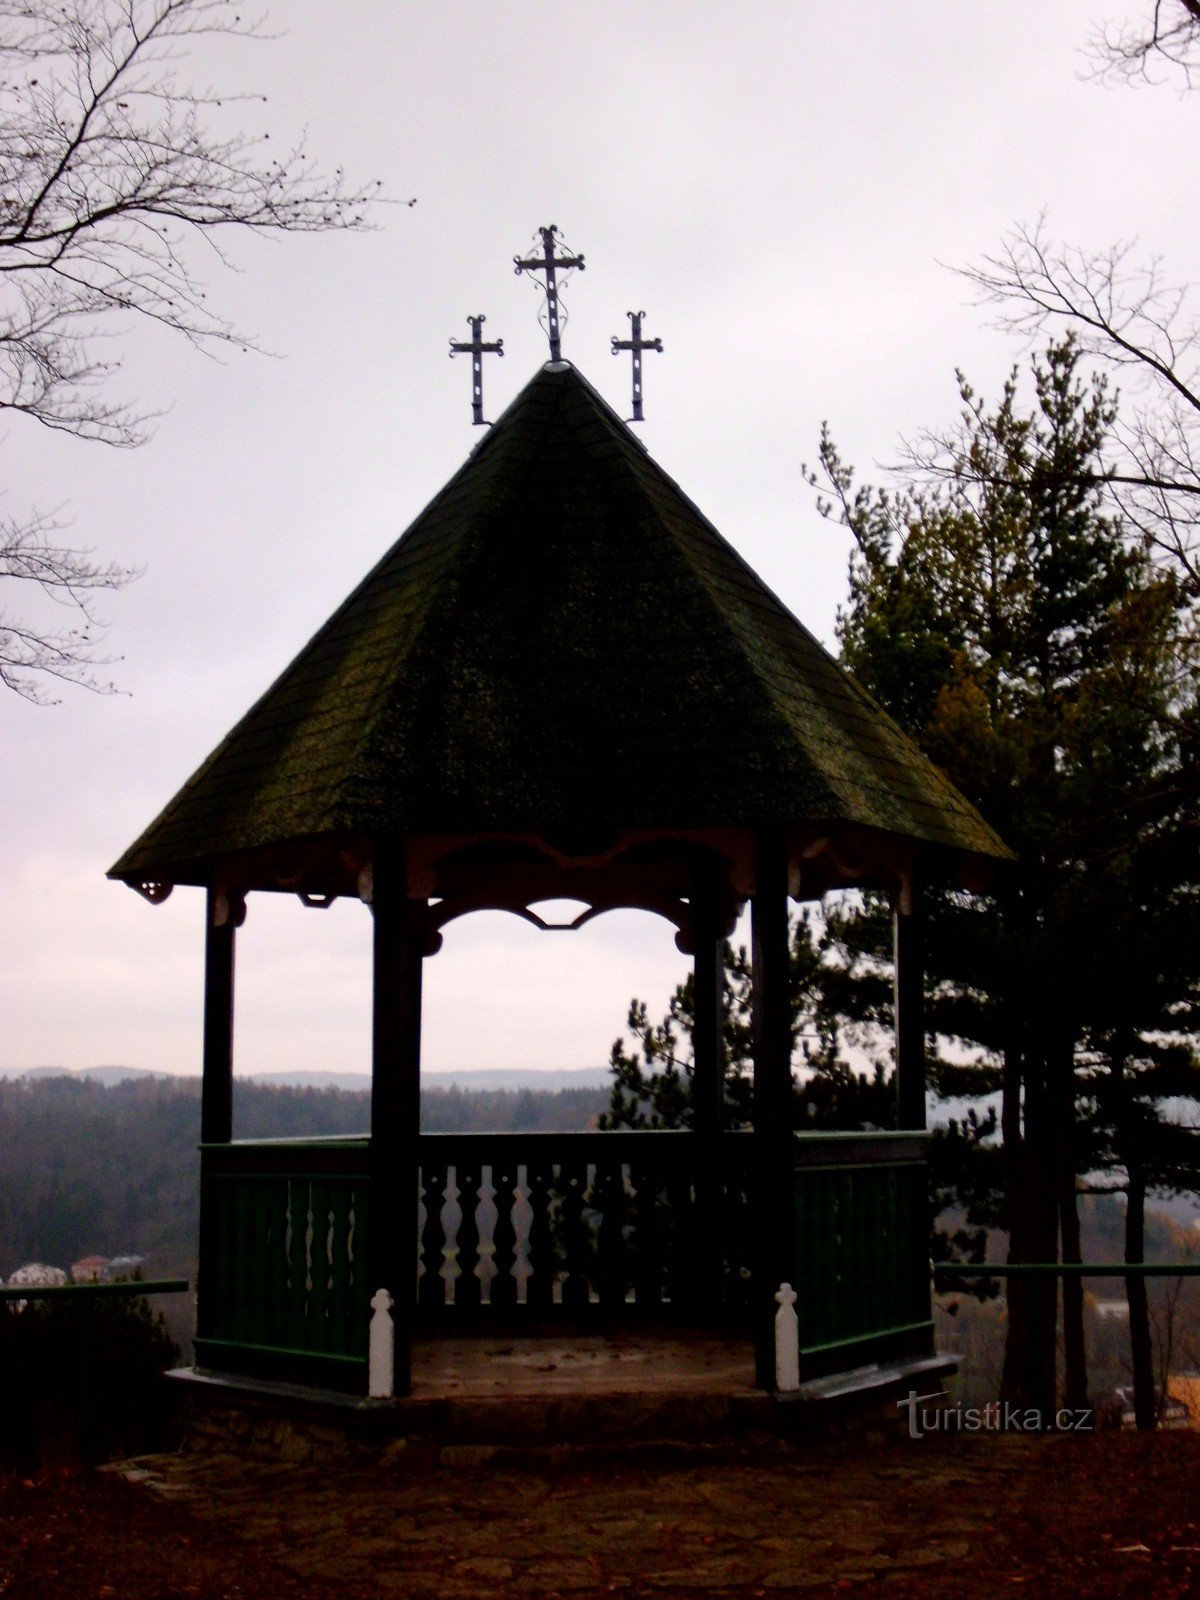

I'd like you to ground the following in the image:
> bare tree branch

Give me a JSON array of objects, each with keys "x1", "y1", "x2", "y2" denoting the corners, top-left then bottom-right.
[
  {"x1": 0, "y1": 0, "x2": 399, "y2": 703},
  {"x1": 948, "y1": 220, "x2": 1200, "y2": 598},
  {"x1": 1087, "y1": 1, "x2": 1200, "y2": 89},
  {"x1": 0, "y1": 510, "x2": 139, "y2": 701}
]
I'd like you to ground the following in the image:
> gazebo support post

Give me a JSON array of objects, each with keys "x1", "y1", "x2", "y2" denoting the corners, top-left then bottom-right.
[
  {"x1": 197, "y1": 886, "x2": 237, "y2": 1356},
  {"x1": 691, "y1": 863, "x2": 726, "y2": 1308},
  {"x1": 751, "y1": 827, "x2": 794, "y2": 1388},
  {"x1": 369, "y1": 840, "x2": 425, "y2": 1398},
  {"x1": 200, "y1": 886, "x2": 236, "y2": 1145},
  {"x1": 894, "y1": 869, "x2": 926, "y2": 1133}
]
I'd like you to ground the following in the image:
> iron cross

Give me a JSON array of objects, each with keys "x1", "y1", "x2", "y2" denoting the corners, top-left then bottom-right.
[
  {"x1": 448, "y1": 315, "x2": 504, "y2": 426},
  {"x1": 611, "y1": 311, "x2": 663, "y2": 423},
  {"x1": 513, "y1": 225, "x2": 585, "y2": 362}
]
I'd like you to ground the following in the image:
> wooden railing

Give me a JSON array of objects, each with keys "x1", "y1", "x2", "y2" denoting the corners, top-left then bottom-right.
[
  {"x1": 416, "y1": 1130, "x2": 756, "y2": 1321},
  {"x1": 196, "y1": 1138, "x2": 371, "y2": 1392},
  {"x1": 194, "y1": 1129, "x2": 932, "y2": 1392},
  {"x1": 792, "y1": 1131, "x2": 933, "y2": 1377}
]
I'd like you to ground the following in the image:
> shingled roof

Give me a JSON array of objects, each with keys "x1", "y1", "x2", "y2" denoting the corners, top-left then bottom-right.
[{"x1": 110, "y1": 361, "x2": 1009, "y2": 884}]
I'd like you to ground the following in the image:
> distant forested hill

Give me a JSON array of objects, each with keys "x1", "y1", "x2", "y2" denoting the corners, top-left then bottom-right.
[
  {"x1": 0, "y1": 1075, "x2": 608, "y2": 1280},
  {"x1": 0, "y1": 1075, "x2": 201, "y2": 1281}
]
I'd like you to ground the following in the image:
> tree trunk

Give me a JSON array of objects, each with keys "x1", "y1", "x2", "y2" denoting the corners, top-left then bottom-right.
[
  {"x1": 1000, "y1": 1039, "x2": 1031, "y2": 1407},
  {"x1": 1125, "y1": 1162, "x2": 1157, "y2": 1433},
  {"x1": 1001, "y1": 1089, "x2": 1058, "y2": 1415},
  {"x1": 1052, "y1": 1036, "x2": 1088, "y2": 1413},
  {"x1": 1000, "y1": 893, "x2": 1029, "y2": 1407},
  {"x1": 999, "y1": 894, "x2": 1058, "y2": 1420},
  {"x1": 1024, "y1": 1059, "x2": 1060, "y2": 1420},
  {"x1": 1059, "y1": 1186, "x2": 1088, "y2": 1413}
]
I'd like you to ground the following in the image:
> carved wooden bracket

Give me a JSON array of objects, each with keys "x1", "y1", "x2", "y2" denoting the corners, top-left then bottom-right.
[
  {"x1": 132, "y1": 881, "x2": 173, "y2": 905},
  {"x1": 426, "y1": 886, "x2": 694, "y2": 951}
]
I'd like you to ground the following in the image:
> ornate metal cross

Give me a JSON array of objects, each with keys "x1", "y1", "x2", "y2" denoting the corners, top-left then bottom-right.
[
  {"x1": 449, "y1": 314, "x2": 504, "y2": 426},
  {"x1": 611, "y1": 310, "x2": 663, "y2": 423},
  {"x1": 513, "y1": 224, "x2": 585, "y2": 362}
]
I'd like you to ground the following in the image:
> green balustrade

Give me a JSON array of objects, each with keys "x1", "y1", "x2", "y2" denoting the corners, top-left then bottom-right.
[
  {"x1": 193, "y1": 1130, "x2": 934, "y2": 1395},
  {"x1": 196, "y1": 1139, "x2": 372, "y2": 1392},
  {"x1": 792, "y1": 1133, "x2": 933, "y2": 1377}
]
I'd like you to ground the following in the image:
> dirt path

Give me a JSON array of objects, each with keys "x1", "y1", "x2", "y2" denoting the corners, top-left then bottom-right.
[{"x1": 3, "y1": 1432, "x2": 1199, "y2": 1598}]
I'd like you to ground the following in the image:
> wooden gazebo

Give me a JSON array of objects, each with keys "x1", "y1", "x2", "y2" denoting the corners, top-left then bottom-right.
[{"x1": 110, "y1": 360, "x2": 1009, "y2": 1401}]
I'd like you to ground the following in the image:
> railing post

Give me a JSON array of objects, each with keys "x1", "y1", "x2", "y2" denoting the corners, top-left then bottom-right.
[
  {"x1": 369, "y1": 840, "x2": 424, "y2": 1398},
  {"x1": 774, "y1": 1282, "x2": 800, "y2": 1393},
  {"x1": 368, "y1": 1288, "x2": 396, "y2": 1399},
  {"x1": 752, "y1": 826, "x2": 795, "y2": 1388}
]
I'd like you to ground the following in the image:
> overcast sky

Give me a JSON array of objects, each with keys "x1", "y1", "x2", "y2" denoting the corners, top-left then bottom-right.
[{"x1": 3, "y1": 2, "x2": 1196, "y2": 1081}]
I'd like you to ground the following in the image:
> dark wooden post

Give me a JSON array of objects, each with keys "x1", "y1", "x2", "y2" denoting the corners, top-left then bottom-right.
[
  {"x1": 197, "y1": 885, "x2": 238, "y2": 1351},
  {"x1": 692, "y1": 868, "x2": 725, "y2": 1140},
  {"x1": 752, "y1": 827, "x2": 794, "y2": 1388},
  {"x1": 691, "y1": 861, "x2": 726, "y2": 1307},
  {"x1": 893, "y1": 868, "x2": 926, "y2": 1132},
  {"x1": 369, "y1": 840, "x2": 425, "y2": 1398},
  {"x1": 200, "y1": 886, "x2": 237, "y2": 1145}
]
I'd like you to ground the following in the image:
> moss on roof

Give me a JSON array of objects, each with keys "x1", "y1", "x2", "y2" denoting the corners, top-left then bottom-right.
[{"x1": 110, "y1": 362, "x2": 1010, "y2": 882}]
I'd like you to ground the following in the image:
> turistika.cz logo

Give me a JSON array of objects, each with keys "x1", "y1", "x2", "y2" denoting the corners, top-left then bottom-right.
[{"x1": 898, "y1": 1389, "x2": 1095, "y2": 1439}]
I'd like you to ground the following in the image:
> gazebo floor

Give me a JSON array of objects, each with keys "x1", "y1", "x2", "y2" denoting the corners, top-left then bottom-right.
[
  {"x1": 409, "y1": 1328, "x2": 756, "y2": 1399},
  {"x1": 173, "y1": 1331, "x2": 955, "y2": 1461}
]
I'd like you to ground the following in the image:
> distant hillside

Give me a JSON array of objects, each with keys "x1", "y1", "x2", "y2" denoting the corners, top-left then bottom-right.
[
  {"x1": 10, "y1": 1065, "x2": 174, "y2": 1087},
  {"x1": 5, "y1": 1072, "x2": 1194, "y2": 1283},
  {"x1": 0, "y1": 1074, "x2": 611, "y2": 1282},
  {"x1": 247, "y1": 1067, "x2": 611, "y2": 1092},
  {"x1": 3, "y1": 1065, "x2": 611, "y2": 1091}
]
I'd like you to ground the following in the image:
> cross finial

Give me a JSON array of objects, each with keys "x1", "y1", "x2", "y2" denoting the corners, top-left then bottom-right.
[
  {"x1": 449, "y1": 314, "x2": 504, "y2": 426},
  {"x1": 513, "y1": 224, "x2": 585, "y2": 362},
  {"x1": 611, "y1": 310, "x2": 663, "y2": 423}
]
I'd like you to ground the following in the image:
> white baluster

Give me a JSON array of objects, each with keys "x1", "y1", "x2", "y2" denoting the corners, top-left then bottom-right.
[
  {"x1": 775, "y1": 1281, "x2": 800, "y2": 1393},
  {"x1": 369, "y1": 1286, "x2": 395, "y2": 1399}
]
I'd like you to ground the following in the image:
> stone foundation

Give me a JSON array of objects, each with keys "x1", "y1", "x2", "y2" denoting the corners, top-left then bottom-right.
[{"x1": 170, "y1": 1346, "x2": 956, "y2": 1468}]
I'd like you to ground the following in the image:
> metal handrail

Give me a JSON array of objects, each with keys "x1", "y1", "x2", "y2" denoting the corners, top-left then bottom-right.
[
  {"x1": 934, "y1": 1262, "x2": 1200, "y2": 1278},
  {"x1": 0, "y1": 1279, "x2": 189, "y2": 1302}
]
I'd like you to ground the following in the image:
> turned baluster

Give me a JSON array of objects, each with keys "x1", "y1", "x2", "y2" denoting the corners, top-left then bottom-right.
[
  {"x1": 418, "y1": 1163, "x2": 447, "y2": 1312},
  {"x1": 491, "y1": 1161, "x2": 518, "y2": 1311},
  {"x1": 526, "y1": 1164, "x2": 556, "y2": 1312},
  {"x1": 455, "y1": 1163, "x2": 482, "y2": 1314},
  {"x1": 559, "y1": 1162, "x2": 590, "y2": 1311},
  {"x1": 596, "y1": 1161, "x2": 628, "y2": 1311}
]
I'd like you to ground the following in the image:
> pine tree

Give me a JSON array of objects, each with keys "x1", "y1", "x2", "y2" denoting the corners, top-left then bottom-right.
[
  {"x1": 812, "y1": 337, "x2": 1200, "y2": 1421},
  {"x1": 600, "y1": 911, "x2": 999, "y2": 1267},
  {"x1": 600, "y1": 911, "x2": 892, "y2": 1133}
]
